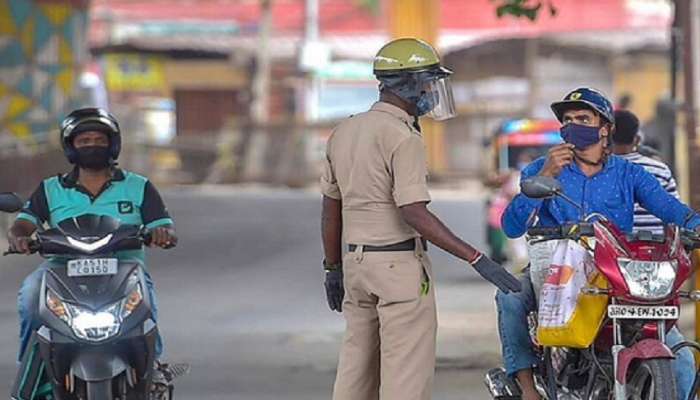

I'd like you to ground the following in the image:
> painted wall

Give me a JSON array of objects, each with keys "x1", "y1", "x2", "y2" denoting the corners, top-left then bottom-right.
[{"x1": 0, "y1": 0, "x2": 89, "y2": 144}]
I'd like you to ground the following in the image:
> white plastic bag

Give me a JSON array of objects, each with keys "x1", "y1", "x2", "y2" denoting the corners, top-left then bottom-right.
[{"x1": 537, "y1": 240, "x2": 595, "y2": 329}]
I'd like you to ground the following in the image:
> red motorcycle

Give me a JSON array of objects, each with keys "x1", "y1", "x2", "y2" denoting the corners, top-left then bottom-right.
[{"x1": 485, "y1": 176, "x2": 700, "y2": 400}]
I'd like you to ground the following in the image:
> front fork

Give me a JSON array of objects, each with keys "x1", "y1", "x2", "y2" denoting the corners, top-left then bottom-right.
[
  {"x1": 611, "y1": 298, "x2": 631, "y2": 400},
  {"x1": 610, "y1": 297, "x2": 670, "y2": 400}
]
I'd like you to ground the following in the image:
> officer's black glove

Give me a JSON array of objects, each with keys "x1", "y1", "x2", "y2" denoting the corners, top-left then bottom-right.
[
  {"x1": 324, "y1": 263, "x2": 344, "y2": 312},
  {"x1": 471, "y1": 254, "x2": 522, "y2": 293}
]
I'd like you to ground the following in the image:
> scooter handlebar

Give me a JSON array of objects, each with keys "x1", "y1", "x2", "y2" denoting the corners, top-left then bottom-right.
[{"x1": 4, "y1": 240, "x2": 40, "y2": 256}]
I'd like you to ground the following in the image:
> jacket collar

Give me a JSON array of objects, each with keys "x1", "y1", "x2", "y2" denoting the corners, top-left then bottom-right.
[{"x1": 60, "y1": 167, "x2": 125, "y2": 188}]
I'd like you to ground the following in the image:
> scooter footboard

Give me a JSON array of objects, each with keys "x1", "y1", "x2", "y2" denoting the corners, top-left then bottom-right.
[{"x1": 11, "y1": 335, "x2": 51, "y2": 400}]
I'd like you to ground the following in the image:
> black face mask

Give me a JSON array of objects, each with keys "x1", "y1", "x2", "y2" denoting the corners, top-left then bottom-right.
[{"x1": 75, "y1": 146, "x2": 111, "y2": 170}]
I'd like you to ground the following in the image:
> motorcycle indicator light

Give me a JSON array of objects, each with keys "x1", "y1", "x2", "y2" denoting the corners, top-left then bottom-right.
[
  {"x1": 46, "y1": 289, "x2": 70, "y2": 323},
  {"x1": 617, "y1": 258, "x2": 677, "y2": 300},
  {"x1": 121, "y1": 284, "x2": 143, "y2": 319}
]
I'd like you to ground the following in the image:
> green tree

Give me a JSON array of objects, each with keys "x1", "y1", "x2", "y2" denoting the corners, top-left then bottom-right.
[
  {"x1": 492, "y1": 0, "x2": 557, "y2": 21},
  {"x1": 356, "y1": 0, "x2": 380, "y2": 14}
]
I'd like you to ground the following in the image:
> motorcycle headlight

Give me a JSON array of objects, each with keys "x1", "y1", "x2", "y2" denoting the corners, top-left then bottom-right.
[
  {"x1": 65, "y1": 302, "x2": 121, "y2": 342},
  {"x1": 47, "y1": 288, "x2": 121, "y2": 342},
  {"x1": 618, "y1": 258, "x2": 677, "y2": 300}
]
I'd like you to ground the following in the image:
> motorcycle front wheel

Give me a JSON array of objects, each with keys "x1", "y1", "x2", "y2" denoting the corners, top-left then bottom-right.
[
  {"x1": 626, "y1": 358, "x2": 677, "y2": 400},
  {"x1": 86, "y1": 379, "x2": 113, "y2": 400}
]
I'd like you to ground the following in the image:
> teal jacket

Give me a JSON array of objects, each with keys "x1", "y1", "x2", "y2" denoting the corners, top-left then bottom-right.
[{"x1": 16, "y1": 168, "x2": 173, "y2": 262}]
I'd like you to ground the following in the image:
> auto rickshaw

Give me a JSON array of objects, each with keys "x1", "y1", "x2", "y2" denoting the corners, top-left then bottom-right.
[{"x1": 484, "y1": 118, "x2": 561, "y2": 265}]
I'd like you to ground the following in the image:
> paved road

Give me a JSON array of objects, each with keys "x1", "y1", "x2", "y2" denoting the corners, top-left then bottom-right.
[{"x1": 0, "y1": 186, "x2": 503, "y2": 399}]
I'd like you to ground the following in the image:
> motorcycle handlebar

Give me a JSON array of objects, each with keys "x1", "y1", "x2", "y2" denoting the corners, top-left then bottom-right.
[
  {"x1": 527, "y1": 227, "x2": 562, "y2": 237},
  {"x1": 4, "y1": 240, "x2": 40, "y2": 256},
  {"x1": 680, "y1": 229, "x2": 700, "y2": 249},
  {"x1": 4, "y1": 228, "x2": 155, "y2": 256},
  {"x1": 527, "y1": 223, "x2": 595, "y2": 240}
]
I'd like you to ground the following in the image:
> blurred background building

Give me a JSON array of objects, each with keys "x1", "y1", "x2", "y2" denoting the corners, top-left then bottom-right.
[{"x1": 0, "y1": 0, "x2": 688, "y2": 190}]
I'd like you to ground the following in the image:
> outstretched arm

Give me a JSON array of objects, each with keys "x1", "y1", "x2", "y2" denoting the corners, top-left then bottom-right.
[{"x1": 400, "y1": 202, "x2": 521, "y2": 293}]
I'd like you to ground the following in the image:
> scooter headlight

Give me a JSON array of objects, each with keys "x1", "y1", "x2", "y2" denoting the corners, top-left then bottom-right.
[
  {"x1": 65, "y1": 302, "x2": 121, "y2": 342},
  {"x1": 46, "y1": 288, "x2": 122, "y2": 342},
  {"x1": 618, "y1": 258, "x2": 677, "y2": 300}
]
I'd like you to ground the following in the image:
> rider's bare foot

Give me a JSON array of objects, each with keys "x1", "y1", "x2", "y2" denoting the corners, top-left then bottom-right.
[
  {"x1": 515, "y1": 369, "x2": 542, "y2": 400},
  {"x1": 521, "y1": 389, "x2": 542, "y2": 400}
]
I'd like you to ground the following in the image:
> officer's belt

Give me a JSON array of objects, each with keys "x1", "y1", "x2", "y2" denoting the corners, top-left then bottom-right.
[{"x1": 348, "y1": 238, "x2": 427, "y2": 253}]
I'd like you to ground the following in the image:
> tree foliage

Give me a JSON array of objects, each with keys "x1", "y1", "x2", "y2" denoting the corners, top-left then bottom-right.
[
  {"x1": 492, "y1": 0, "x2": 557, "y2": 21},
  {"x1": 356, "y1": 0, "x2": 381, "y2": 15}
]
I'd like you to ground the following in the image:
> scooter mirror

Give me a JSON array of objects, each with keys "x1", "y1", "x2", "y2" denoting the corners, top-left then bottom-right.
[
  {"x1": 520, "y1": 176, "x2": 562, "y2": 199},
  {"x1": 0, "y1": 193, "x2": 24, "y2": 213}
]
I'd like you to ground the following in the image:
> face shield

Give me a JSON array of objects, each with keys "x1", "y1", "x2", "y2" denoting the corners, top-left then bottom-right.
[
  {"x1": 416, "y1": 67, "x2": 456, "y2": 121},
  {"x1": 422, "y1": 76, "x2": 457, "y2": 121}
]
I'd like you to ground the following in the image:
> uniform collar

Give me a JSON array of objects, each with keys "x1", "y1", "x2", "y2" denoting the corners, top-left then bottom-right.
[
  {"x1": 61, "y1": 167, "x2": 125, "y2": 188},
  {"x1": 370, "y1": 101, "x2": 415, "y2": 125}
]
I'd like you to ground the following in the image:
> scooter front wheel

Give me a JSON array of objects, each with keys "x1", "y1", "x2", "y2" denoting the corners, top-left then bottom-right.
[{"x1": 86, "y1": 379, "x2": 113, "y2": 400}]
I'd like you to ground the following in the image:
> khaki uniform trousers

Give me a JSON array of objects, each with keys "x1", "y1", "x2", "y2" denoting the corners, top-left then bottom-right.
[{"x1": 333, "y1": 239, "x2": 437, "y2": 400}]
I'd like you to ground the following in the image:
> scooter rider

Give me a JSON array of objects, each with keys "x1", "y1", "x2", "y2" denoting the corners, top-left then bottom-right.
[
  {"x1": 7, "y1": 107, "x2": 177, "y2": 363},
  {"x1": 497, "y1": 88, "x2": 700, "y2": 400},
  {"x1": 321, "y1": 38, "x2": 520, "y2": 400}
]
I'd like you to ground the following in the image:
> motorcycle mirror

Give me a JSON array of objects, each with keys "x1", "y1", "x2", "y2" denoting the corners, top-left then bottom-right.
[
  {"x1": 520, "y1": 176, "x2": 562, "y2": 199},
  {"x1": 0, "y1": 193, "x2": 24, "y2": 213}
]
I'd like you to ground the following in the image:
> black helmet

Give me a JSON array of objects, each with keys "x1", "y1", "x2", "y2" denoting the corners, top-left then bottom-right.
[{"x1": 60, "y1": 108, "x2": 121, "y2": 164}]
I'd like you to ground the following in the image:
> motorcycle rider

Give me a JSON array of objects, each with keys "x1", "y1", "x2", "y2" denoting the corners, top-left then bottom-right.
[
  {"x1": 6, "y1": 108, "x2": 177, "y2": 365},
  {"x1": 498, "y1": 88, "x2": 700, "y2": 400},
  {"x1": 321, "y1": 38, "x2": 520, "y2": 400}
]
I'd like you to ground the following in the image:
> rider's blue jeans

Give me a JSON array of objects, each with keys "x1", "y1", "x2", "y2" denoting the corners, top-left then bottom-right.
[
  {"x1": 496, "y1": 275, "x2": 697, "y2": 400},
  {"x1": 17, "y1": 262, "x2": 162, "y2": 362}
]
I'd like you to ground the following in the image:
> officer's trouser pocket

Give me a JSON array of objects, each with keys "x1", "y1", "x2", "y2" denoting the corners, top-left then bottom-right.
[{"x1": 369, "y1": 251, "x2": 432, "y2": 304}]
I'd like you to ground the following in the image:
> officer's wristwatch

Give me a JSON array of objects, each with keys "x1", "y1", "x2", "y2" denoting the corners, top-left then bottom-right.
[{"x1": 323, "y1": 259, "x2": 342, "y2": 272}]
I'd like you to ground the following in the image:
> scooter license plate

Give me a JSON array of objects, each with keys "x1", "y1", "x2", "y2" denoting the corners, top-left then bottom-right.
[
  {"x1": 607, "y1": 305, "x2": 679, "y2": 320},
  {"x1": 67, "y1": 258, "x2": 118, "y2": 277}
]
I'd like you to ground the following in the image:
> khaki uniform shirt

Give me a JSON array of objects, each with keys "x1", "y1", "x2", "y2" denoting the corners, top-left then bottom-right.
[{"x1": 321, "y1": 101, "x2": 431, "y2": 246}]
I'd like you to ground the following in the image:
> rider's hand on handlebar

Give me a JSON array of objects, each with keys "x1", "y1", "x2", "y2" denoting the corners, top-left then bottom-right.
[
  {"x1": 539, "y1": 143, "x2": 575, "y2": 178},
  {"x1": 8, "y1": 235, "x2": 32, "y2": 255},
  {"x1": 470, "y1": 254, "x2": 522, "y2": 293},
  {"x1": 148, "y1": 227, "x2": 178, "y2": 249}
]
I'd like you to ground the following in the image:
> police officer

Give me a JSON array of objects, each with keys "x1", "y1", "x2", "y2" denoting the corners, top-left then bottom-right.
[{"x1": 321, "y1": 38, "x2": 521, "y2": 400}]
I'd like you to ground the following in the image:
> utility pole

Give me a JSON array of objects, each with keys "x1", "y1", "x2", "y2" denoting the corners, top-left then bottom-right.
[
  {"x1": 252, "y1": 0, "x2": 272, "y2": 125},
  {"x1": 679, "y1": 0, "x2": 700, "y2": 209},
  {"x1": 388, "y1": 0, "x2": 446, "y2": 175},
  {"x1": 304, "y1": 0, "x2": 321, "y2": 121},
  {"x1": 676, "y1": 0, "x2": 700, "y2": 343},
  {"x1": 243, "y1": 0, "x2": 273, "y2": 181}
]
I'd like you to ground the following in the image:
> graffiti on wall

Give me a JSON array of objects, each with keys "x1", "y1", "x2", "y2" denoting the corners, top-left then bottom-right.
[{"x1": 0, "y1": 0, "x2": 88, "y2": 143}]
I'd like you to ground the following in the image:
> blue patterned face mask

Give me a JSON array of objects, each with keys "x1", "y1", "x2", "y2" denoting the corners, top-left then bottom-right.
[
  {"x1": 560, "y1": 123, "x2": 601, "y2": 150},
  {"x1": 415, "y1": 91, "x2": 437, "y2": 116}
]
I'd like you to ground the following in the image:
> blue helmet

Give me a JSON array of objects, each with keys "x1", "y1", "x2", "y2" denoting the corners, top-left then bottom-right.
[{"x1": 550, "y1": 87, "x2": 614, "y2": 125}]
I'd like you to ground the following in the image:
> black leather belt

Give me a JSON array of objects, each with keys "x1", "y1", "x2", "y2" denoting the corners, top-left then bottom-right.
[{"x1": 348, "y1": 238, "x2": 427, "y2": 253}]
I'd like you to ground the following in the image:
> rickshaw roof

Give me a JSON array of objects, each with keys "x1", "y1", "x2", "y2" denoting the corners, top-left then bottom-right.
[{"x1": 497, "y1": 118, "x2": 562, "y2": 147}]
